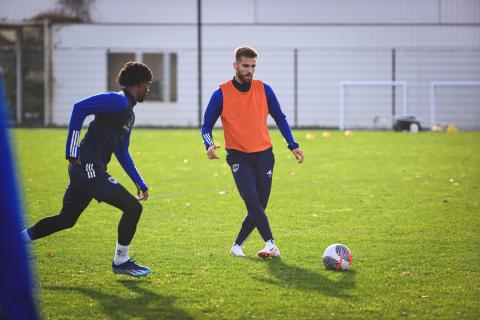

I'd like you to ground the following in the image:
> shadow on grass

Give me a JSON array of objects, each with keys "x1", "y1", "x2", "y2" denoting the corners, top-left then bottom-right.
[
  {"x1": 249, "y1": 258, "x2": 356, "y2": 299},
  {"x1": 45, "y1": 279, "x2": 192, "y2": 320}
]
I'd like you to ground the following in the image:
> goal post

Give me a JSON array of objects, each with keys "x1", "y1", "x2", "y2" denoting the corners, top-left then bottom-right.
[
  {"x1": 429, "y1": 81, "x2": 480, "y2": 129},
  {"x1": 339, "y1": 81, "x2": 408, "y2": 131}
]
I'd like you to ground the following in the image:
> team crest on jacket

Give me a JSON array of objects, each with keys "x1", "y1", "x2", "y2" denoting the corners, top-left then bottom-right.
[
  {"x1": 108, "y1": 176, "x2": 119, "y2": 184},
  {"x1": 232, "y1": 163, "x2": 240, "y2": 173}
]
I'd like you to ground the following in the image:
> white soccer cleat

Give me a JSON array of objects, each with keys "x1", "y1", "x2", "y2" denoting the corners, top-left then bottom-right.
[
  {"x1": 230, "y1": 244, "x2": 246, "y2": 257},
  {"x1": 257, "y1": 245, "x2": 280, "y2": 259}
]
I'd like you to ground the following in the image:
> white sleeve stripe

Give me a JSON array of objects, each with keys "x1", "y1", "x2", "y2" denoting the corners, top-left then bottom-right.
[
  {"x1": 69, "y1": 131, "x2": 75, "y2": 156},
  {"x1": 70, "y1": 130, "x2": 79, "y2": 157},
  {"x1": 73, "y1": 131, "x2": 79, "y2": 157},
  {"x1": 74, "y1": 131, "x2": 78, "y2": 157},
  {"x1": 86, "y1": 163, "x2": 95, "y2": 179},
  {"x1": 203, "y1": 133, "x2": 213, "y2": 146},
  {"x1": 70, "y1": 131, "x2": 74, "y2": 157}
]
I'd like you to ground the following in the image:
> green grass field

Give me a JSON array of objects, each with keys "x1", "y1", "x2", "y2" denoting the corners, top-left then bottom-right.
[{"x1": 13, "y1": 129, "x2": 480, "y2": 320}]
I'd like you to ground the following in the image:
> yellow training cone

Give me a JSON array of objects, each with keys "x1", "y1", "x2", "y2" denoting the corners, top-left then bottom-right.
[{"x1": 446, "y1": 124, "x2": 458, "y2": 133}]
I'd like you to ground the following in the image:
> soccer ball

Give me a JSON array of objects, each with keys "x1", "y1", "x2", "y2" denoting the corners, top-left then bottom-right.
[{"x1": 322, "y1": 243, "x2": 352, "y2": 271}]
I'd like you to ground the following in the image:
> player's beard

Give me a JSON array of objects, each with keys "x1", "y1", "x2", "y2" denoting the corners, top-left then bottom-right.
[{"x1": 237, "y1": 72, "x2": 253, "y2": 84}]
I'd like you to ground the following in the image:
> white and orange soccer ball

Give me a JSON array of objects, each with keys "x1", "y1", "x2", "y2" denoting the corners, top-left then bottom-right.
[{"x1": 322, "y1": 243, "x2": 352, "y2": 271}]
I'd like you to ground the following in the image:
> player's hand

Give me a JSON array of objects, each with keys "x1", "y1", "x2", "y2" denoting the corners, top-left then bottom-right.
[
  {"x1": 207, "y1": 143, "x2": 221, "y2": 160},
  {"x1": 140, "y1": 190, "x2": 149, "y2": 201},
  {"x1": 291, "y1": 148, "x2": 304, "y2": 164},
  {"x1": 135, "y1": 183, "x2": 149, "y2": 201},
  {"x1": 69, "y1": 157, "x2": 81, "y2": 165}
]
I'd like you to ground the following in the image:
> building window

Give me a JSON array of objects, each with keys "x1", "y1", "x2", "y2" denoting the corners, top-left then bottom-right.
[
  {"x1": 108, "y1": 51, "x2": 177, "y2": 102},
  {"x1": 142, "y1": 53, "x2": 177, "y2": 102},
  {"x1": 143, "y1": 53, "x2": 164, "y2": 101},
  {"x1": 107, "y1": 52, "x2": 135, "y2": 92},
  {"x1": 169, "y1": 53, "x2": 177, "y2": 102}
]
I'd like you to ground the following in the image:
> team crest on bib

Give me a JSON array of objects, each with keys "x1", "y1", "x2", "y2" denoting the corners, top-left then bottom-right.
[
  {"x1": 108, "y1": 177, "x2": 119, "y2": 184},
  {"x1": 232, "y1": 164, "x2": 240, "y2": 173}
]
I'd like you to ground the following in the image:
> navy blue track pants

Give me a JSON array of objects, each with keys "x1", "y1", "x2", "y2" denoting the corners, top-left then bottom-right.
[
  {"x1": 226, "y1": 147, "x2": 275, "y2": 244},
  {"x1": 27, "y1": 163, "x2": 142, "y2": 246}
]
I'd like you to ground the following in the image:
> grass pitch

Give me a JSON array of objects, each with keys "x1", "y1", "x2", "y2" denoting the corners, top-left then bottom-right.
[{"x1": 14, "y1": 129, "x2": 480, "y2": 319}]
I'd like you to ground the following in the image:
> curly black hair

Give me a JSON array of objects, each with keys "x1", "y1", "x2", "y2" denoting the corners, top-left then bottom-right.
[{"x1": 117, "y1": 61, "x2": 153, "y2": 87}]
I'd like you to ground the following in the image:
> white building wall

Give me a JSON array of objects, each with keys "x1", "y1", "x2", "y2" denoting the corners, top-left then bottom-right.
[
  {"x1": 51, "y1": 24, "x2": 199, "y2": 126},
  {"x1": 2, "y1": 0, "x2": 479, "y2": 128},
  {"x1": 49, "y1": 23, "x2": 480, "y2": 128},
  {"x1": 52, "y1": 49, "x2": 106, "y2": 125},
  {"x1": 202, "y1": 25, "x2": 480, "y2": 49},
  {"x1": 441, "y1": 0, "x2": 480, "y2": 23},
  {"x1": 4, "y1": 0, "x2": 479, "y2": 24},
  {"x1": 91, "y1": 0, "x2": 197, "y2": 23},
  {"x1": 255, "y1": 0, "x2": 442, "y2": 24},
  {"x1": 52, "y1": 24, "x2": 197, "y2": 50},
  {"x1": 202, "y1": 24, "x2": 480, "y2": 129}
]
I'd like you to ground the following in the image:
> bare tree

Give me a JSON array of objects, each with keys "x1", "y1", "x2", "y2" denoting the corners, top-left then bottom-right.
[{"x1": 56, "y1": 0, "x2": 95, "y2": 22}]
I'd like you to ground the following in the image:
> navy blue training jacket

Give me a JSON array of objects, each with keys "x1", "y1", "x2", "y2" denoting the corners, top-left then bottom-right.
[{"x1": 65, "y1": 89, "x2": 147, "y2": 191}]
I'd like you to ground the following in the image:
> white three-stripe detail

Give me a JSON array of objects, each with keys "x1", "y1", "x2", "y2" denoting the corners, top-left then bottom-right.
[
  {"x1": 69, "y1": 133, "x2": 73, "y2": 156},
  {"x1": 71, "y1": 131, "x2": 75, "y2": 157},
  {"x1": 73, "y1": 130, "x2": 79, "y2": 157},
  {"x1": 69, "y1": 131, "x2": 75, "y2": 157},
  {"x1": 203, "y1": 133, "x2": 213, "y2": 146},
  {"x1": 70, "y1": 130, "x2": 79, "y2": 157},
  {"x1": 86, "y1": 163, "x2": 95, "y2": 179}
]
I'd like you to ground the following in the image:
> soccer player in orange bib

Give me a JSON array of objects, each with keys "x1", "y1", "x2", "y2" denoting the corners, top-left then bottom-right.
[{"x1": 201, "y1": 46, "x2": 304, "y2": 259}]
